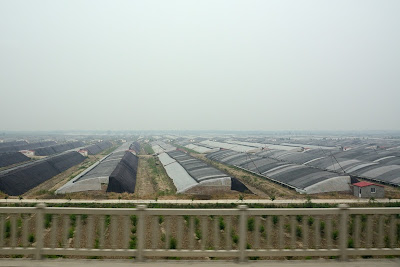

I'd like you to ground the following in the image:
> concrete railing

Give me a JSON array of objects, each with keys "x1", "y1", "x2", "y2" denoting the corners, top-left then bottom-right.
[{"x1": 0, "y1": 204, "x2": 400, "y2": 261}]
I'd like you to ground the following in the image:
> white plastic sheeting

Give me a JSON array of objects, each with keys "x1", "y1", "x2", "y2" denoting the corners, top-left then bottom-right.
[
  {"x1": 281, "y1": 143, "x2": 337, "y2": 150},
  {"x1": 158, "y1": 152, "x2": 198, "y2": 193},
  {"x1": 152, "y1": 145, "x2": 164, "y2": 154},
  {"x1": 113, "y1": 142, "x2": 132, "y2": 152},
  {"x1": 151, "y1": 141, "x2": 175, "y2": 153},
  {"x1": 226, "y1": 141, "x2": 299, "y2": 151},
  {"x1": 185, "y1": 144, "x2": 217, "y2": 154},
  {"x1": 199, "y1": 177, "x2": 231, "y2": 187},
  {"x1": 301, "y1": 176, "x2": 351, "y2": 194},
  {"x1": 56, "y1": 142, "x2": 131, "y2": 194},
  {"x1": 199, "y1": 140, "x2": 257, "y2": 153}
]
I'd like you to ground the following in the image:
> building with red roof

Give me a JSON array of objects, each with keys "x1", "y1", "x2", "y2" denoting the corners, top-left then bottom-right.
[{"x1": 352, "y1": 181, "x2": 384, "y2": 198}]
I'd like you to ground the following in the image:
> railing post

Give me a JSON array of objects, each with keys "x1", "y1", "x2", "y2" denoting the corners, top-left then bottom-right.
[
  {"x1": 238, "y1": 205, "x2": 248, "y2": 262},
  {"x1": 35, "y1": 203, "x2": 46, "y2": 260},
  {"x1": 136, "y1": 204, "x2": 146, "y2": 262},
  {"x1": 339, "y1": 204, "x2": 349, "y2": 261}
]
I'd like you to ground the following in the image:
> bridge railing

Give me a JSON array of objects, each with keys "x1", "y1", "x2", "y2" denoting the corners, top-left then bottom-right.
[{"x1": 0, "y1": 204, "x2": 399, "y2": 261}]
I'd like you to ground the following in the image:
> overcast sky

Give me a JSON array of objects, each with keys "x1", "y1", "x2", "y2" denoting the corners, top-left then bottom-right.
[{"x1": 1, "y1": 0, "x2": 399, "y2": 131}]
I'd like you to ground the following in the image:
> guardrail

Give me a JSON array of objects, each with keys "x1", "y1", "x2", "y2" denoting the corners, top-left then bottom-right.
[{"x1": 0, "y1": 204, "x2": 399, "y2": 261}]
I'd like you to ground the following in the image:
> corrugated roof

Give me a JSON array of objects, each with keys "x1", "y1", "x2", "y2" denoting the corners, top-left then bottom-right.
[{"x1": 353, "y1": 181, "x2": 384, "y2": 187}]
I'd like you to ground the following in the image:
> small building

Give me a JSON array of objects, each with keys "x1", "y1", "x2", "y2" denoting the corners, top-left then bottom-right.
[{"x1": 352, "y1": 181, "x2": 384, "y2": 198}]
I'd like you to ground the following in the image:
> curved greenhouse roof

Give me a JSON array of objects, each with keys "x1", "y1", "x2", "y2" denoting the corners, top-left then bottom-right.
[
  {"x1": 250, "y1": 145, "x2": 400, "y2": 187},
  {"x1": 207, "y1": 150, "x2": 350, "y2": 194},
  {"x1": 156, "y1": 148, "x2": 250, "y2": 194},
  {"x1": 56, "y1": 142, "x2": 137, "y2": 194}
]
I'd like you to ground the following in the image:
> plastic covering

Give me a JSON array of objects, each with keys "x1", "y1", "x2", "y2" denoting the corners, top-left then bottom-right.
[
  {"x1": 129, "y1": 142, "x2": 141, "y2": 154},
  {"x1": 0, "y1": 141, "x2": 56, "y2": 154},
  {"x1": 0, "y1": 140, "x2": 27, "y2": 148},
  {"x1": 106, "y1": 152, "x2": 138, "y2": 193},
  {"x1": 34, "y1": 141, "x2": 85, "y2": 156},
  {"x1": 185, "y1": 144, "x2": 217, "y2": 153},
  {"x1": 77, "y1": 151, "x2": 125, "y2": 182},
  {"x1": 199, "y1": 140, "x2": 257, "y2": 153},
  {"x1": 0, "y1": 151, "x2": 85, "y2": 195},
  {"x1": 207, "y1": 149, "x2": 350, "y2": 194},
  {"x1": 0, "y1": 152, "x2": 30, "y2": 168},
  {"x1": 151, "y1": 141, "x2": 175, "y2": 152},
  {"x1": 56, "y1": 142, "x2": 137, "y2": 194},
  {"x1": 231, "y1": 177, "x2": 250, "y2": 192},
  {"x1": 157, "y1": 152, "x2": 198, "y2": 193},
  {"x1": 84, "y1": 141, "x2": 113, "y2": 155},
  {"x1": 167, "y1": 150, "x2": 231, "y2": 183}
]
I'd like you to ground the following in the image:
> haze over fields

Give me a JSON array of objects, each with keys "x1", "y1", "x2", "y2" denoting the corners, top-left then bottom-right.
[{"x1": 1, "y1": 0, "x2": 399, "y2": 131}]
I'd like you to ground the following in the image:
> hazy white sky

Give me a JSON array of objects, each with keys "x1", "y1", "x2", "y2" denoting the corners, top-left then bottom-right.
[{"x1": 1, "y1": 0, "x2": 399, "y2": 131}]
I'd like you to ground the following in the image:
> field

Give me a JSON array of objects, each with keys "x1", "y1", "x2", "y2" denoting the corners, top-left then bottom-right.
[
  {"x1": 0, "y1": 134, "x2": 400, "y2": 202},
  {"x1": 134, "y1": 155, "x2": 176, "y2": 199}
]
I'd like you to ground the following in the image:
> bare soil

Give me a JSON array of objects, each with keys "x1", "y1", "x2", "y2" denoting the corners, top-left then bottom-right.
[
  {"x1": 134, "y1": 155, "x2": 176, "y2": 199},
  {"x1": 134, "y1": 155, "x2": 157, "y2": 198}
]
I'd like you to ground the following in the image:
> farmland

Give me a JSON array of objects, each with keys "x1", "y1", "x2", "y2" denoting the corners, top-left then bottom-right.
[{"x1": 0, "y1": 132, "x2": 399, "y2": 201}]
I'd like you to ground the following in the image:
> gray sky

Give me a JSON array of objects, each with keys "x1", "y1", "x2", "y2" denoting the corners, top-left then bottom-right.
[{"x1": 1, "y1": 0, "x2": 399, "y2": 131}]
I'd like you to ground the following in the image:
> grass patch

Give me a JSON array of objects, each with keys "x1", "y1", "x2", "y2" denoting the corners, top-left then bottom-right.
[{"x1": 143, "y1": 144, "x2": 155, "y2": 155}]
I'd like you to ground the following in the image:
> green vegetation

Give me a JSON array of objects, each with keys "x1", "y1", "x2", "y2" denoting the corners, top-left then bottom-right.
[
  {"x1": 68, "y1": 227, "x2": 74, "y2": 238},
  {"x1": 296, "y1": 226, "x2": 302, "y2": 238},
  {"x1": 69, "y1": 214, "x2": 77, "y2": 227},
  {"x1": 45, "y1": 214, "x2": 53, "y2": 228},
  {"x1": 147, "y1": 157, "x2": 158, "y2": 175},
  {"x1": 320, "y1": 220, "x2": 325, "y2": 235},
  {"x1": 332, "y1": 230, "x2": 339, "y2": 240},
  {"x1": 94, "y1": 238, "x2": 100, "y2": 249},
  {"x1": 348, "y1": 238, "x2": 354, "y2": 248},
  {"x1": 231, "y1": 230, "x2": 239, "y2": 244},
  {"x1": 169, "y1": 237, "x2": 177, "y2": 249},
  {"x1": 272, "y1": 215, "x2": 279, "y2": 225},
  {"x1": 194, "y1": 217, "x2": 200, "y2": 227},
  {"x1": 28, "y1": 233, "x2": 35, "y2": 243},
  {"x1": 195, "y1": 229, "x2": 202, "y2": 240},
  {"x1": 219, "y1": 217, "x2": 225, "y2": 231},
  {"x1": 129, "y1": 237, "x2": 137, "y2": 249},
  {"x1": 247, "y1": 217, "x2": 255, "y2": 232},
  {"x1": 5, "y1": 220, "x2": 11, "y2": 238},
  {"x1": 146, "y1": 156, "x2": 176, "y2": 195},
  {"x1": 183, "y1": 215, "x2": 189, "y2": 223},
  {"x1": 143, "y1": 144, "x2": 155, "y2": 155},
  {"x1": 105, "y1": 215, "x2": 111, "y2": 226},
  {"x1": 130, "y1": 215, "x2": 137, "y2": 226}
]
